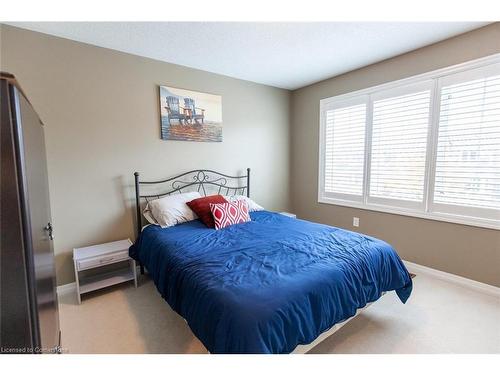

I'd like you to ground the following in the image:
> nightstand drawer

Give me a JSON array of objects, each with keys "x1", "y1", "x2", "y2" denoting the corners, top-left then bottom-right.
[{"x1": 76, "y1": 250, "x2": 129, "y2": 271}]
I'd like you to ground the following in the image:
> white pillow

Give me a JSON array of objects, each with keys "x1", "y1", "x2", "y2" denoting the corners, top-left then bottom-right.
[
  {"x1": 145, "y1": 192, "x2": 201, "y2": 228},
  {"x1": 224, "y1": 195, "x2": 264, "y2": 212},
  {"x1": 142, "y1": 206, "x2": 158, "y2": 225}
]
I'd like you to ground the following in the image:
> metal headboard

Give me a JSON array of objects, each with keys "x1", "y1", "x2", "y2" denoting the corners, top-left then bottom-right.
[
  {"x1": 133, "y1": 168, "x2": 250, "y2": 274},
  {"x1": 134, "y1": 168, "x2": 250, "y2": 238}
]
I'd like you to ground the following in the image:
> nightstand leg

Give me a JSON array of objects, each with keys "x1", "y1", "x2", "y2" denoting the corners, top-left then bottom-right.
[
  {"x1": 132, "y1": 259, "x2": 138, "y2": 288},
  {"x1": 73, "y1": 260, "x2": 81, "y2": 304}
]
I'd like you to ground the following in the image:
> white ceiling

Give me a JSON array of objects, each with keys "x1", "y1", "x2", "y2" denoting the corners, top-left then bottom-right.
[{"x1": 6, "y1": 22, "x2": 490, "y2": 90}]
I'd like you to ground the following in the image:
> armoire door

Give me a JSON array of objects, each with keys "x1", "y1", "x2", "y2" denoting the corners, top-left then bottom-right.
[{"x1": 12, "y1": 86, "x2": 60, "y2": 352}]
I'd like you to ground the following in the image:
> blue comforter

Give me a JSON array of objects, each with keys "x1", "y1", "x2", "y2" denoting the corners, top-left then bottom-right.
[{"x1": 130, "y1": 211, "x2": 412, "y2": 354}]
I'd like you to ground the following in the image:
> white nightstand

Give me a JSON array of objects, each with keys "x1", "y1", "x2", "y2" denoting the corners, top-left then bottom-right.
[
  {"x1": 73, "y1": 239, "x2": 137, "y2": 304},
  {"x1": 280, "y1": 212, "x2": 297, "y2": 218}
]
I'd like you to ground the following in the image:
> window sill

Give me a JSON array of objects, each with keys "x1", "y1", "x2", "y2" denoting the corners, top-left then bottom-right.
[{"x1": 318, "y1": 196, "x2": 500, "y2": 230}]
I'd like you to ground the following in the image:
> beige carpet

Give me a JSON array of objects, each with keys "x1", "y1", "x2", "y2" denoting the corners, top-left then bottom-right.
[{"x1": 58, "y1": 272, "x2": 500, "y2": 354}]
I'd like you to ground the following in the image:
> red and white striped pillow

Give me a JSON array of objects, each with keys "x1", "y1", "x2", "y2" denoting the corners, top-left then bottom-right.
[{"x1": 209, "y1": 200, "x2": 251, "y2": 230}]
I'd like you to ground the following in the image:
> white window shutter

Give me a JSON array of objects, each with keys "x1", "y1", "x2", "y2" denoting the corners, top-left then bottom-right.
[
  {"x1": 318, "y1": 57, "x2": 500, "y2": 228},
  {"x1": 323, "y1": 102, "x2": 366, "y2": 199},
  {"x1": 368, "y1": 85, "x2": 432, "y2": 207},
  {"x1": 432, "y1": 70, "x2": 500, "y2": 216}
]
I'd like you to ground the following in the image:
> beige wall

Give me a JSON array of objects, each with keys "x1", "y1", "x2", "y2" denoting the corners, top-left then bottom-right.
[
  {"x1": 290, "y1": 23, "x2": 500, "y2": 287},
  {"x1": 0, "y1": 25, "x2": 291, "y2": 286}
]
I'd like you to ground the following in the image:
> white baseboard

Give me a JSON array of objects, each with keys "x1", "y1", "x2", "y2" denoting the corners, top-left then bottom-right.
[{"x1": 403, "y1": 260, "x2": 500, "y2": 298}]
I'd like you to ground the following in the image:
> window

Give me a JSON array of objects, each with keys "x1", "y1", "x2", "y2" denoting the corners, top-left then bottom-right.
[
  {"x1": 319, "y1": 55, "x2": 500, "y2": 229},
  {"x1": 322, "y1": 98, "x2": 367, "y2": 201},
  {"x1": 431, "y1": 66, "x2": 500, "y2": 220},
  {"x1": 369, "y1": 83, "x2": 432, "y2": 208}
]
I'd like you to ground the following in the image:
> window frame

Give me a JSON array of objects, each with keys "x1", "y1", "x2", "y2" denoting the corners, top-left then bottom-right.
[
  {"x1": 318, "y1": 54, "x2": 500, "y2": 230},
  {"x1": 367, "y1": 80, "x2": 434, "y2": 211},
  {"x1": 319, "y1": 95, "x2": 369, "y2": 204}
]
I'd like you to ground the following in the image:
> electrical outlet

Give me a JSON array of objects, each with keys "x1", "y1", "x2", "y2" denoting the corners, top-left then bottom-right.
[{"x1": 353, "y1": 217, "x2": 360, "y2": 227}]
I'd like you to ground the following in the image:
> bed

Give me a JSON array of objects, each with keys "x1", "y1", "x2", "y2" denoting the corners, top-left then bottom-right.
[{"x1": 129, "y1": 169, "x2": 412, "y2": 354}]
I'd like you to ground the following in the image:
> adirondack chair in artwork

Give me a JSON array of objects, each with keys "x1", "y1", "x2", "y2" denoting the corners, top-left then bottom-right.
[
  {"x1": 165, "y1": 96, "x2": 187, "y2": 125},
  {"x1": 184, "y1": 98, "x2": 205, "y2": 125}
]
